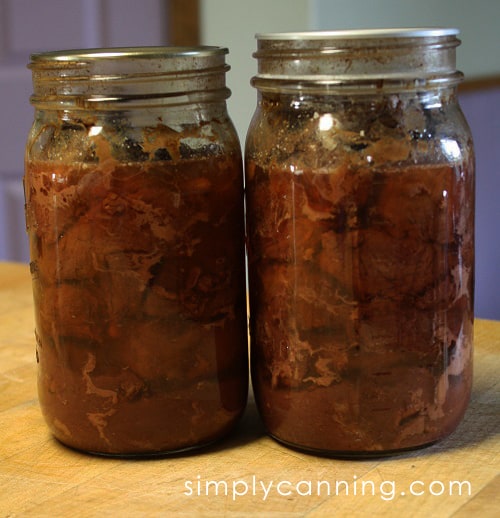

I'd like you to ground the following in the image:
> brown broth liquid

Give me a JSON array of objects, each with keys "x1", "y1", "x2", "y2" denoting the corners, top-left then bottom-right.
[
  {"x1": 25, "y1": 154, "x2": 248, "y2": 455},
  {"x1": 246, "y1": 160, "x2": 473, "y2": 454}
]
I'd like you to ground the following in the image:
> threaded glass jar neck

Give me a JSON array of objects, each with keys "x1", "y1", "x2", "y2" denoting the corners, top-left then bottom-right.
[
  {"x1": 29, "y1": 46, "x2": 231, "y2": 110},
  {"x1": 252, "y1": 28, "x2": 463, "y2": 94}
]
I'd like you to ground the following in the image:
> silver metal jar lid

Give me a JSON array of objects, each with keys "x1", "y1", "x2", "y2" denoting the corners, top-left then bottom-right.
[
  {"x1": 255, "y1": 27, "x2": 459, "y2": 40},
  {"x1": 29, "y1": 46, "x2": 228, "y2": 70},
  {"x1": 252, "y1": 28, "x2": 462, "y2": 93},
  {"x1": 29, "y1": 46, "x2": 231, "y2": 109}
]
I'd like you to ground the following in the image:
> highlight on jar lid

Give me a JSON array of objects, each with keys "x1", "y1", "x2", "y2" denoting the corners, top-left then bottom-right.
[
  {"x1": 252, "y1": 28, "x2": 462, "y2": 90},
  {"x1": 28, "y1": 46, "x2": 232, "y2": 108},
  {"x1": 255, "y1": 27, "x2": 460, "y2": 40}
]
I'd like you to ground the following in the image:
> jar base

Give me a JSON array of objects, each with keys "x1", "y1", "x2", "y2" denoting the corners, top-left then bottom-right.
[
  {"x1": 49, "y1": 409, "x2": 247, "y2": 458},
  {"x1": 52, "y1": 433, "x2": 226, "y2": 459},
  {"x1": 267, "y1": 433, "x2": 441, "y2": 459}
]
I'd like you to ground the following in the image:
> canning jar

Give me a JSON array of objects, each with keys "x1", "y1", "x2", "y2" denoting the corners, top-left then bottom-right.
[
  {"x1": 25, "y1": 47, "x2": 248, "y2": 455},
  {"x1": 245, "y1": 29, "x2": 474, "y2": 456}
]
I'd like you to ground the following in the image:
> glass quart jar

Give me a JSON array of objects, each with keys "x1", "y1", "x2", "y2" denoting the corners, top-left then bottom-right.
[
  {"x1": 245, "y1": 29, "x2": 474, "y2": 456},
  {"x1": 25, "y1": 47, "x2": 248, "y2": 455}
]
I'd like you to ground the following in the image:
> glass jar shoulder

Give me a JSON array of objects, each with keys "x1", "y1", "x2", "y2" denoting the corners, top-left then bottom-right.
[
  {"x1": 27, "y1": 106, "x2": 241, "y2": 166},
  {"x1": 245, "y1": 91, "x2": 472, "y2": 172}
]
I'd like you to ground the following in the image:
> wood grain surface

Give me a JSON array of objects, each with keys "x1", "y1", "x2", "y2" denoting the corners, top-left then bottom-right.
[{"x1": 0, "y1": 262, "x2": 498, "y2": 517}]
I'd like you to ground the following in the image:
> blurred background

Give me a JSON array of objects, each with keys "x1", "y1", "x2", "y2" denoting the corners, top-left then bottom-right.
[{"x1": 0, "y1": 0, "x2": 498, "y2": 319}]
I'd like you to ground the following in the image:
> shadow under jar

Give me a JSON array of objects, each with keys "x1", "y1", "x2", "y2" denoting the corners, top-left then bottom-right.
[
  {"x1": 25, "y1": 47, "x2": 248, "y2": 456},
  {"x1": 245, "y1": 29, "x2": 475, "y2": 456}
]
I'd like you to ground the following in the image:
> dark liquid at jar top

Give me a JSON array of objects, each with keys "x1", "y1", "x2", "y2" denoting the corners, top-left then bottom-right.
[{"x1": 25, "y1": 136, "x2": 248, "y2": 455}]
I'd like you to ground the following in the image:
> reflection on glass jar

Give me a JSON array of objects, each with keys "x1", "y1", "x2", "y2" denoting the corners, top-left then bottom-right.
[
  {"x1": 25, "y1": 47, "x2": 248, "y2": 455},
  {"x1": 245, "y1": 29, "x2": 474, "y2": 456}
]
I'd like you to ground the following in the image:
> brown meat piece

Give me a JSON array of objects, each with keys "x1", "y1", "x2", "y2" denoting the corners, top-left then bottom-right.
[
  {"x1": 247, "y1": 159, "x2": 473, "y2": 454},
  {"x1": 27, "y1": 151, "x2": 248, "y2": 455}
]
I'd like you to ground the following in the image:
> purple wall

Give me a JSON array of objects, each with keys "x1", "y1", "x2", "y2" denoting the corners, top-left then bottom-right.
[{"x1": 459, "y1": 87, "x2": 500, "y2": 320}]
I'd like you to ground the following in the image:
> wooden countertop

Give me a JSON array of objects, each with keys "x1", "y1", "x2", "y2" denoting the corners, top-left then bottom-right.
[{"x1": 0, "y1": 261, "x2": 498, "y2": 517}]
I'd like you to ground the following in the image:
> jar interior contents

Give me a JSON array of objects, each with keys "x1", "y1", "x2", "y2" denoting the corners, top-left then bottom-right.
[
  {"x1": 246, "y1": 93, "x2": 474, "y2": 454},
  {"x1": 25, "y1": 115, "x2": 248, "y2": 455}
]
